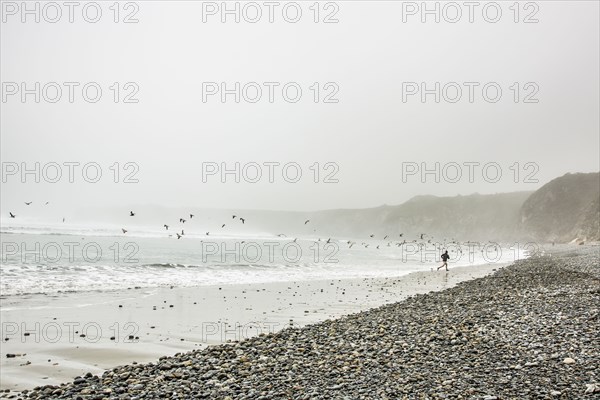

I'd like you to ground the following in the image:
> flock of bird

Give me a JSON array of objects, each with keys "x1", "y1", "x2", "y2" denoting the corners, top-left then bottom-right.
[
  {"x1": 123, "y1": 211, "x2": 249, "y2": 240},
  {"x1": 121, "y1": 210, "x2": 463, "y2": 253},
  {"x1": 8, "y1": 203, "x2": 480, "y2": 255}
]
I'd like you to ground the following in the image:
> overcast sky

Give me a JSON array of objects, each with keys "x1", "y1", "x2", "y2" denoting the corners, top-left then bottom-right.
[{"x1": 1, "y1": 1, "x2": 599, "y2": 215}]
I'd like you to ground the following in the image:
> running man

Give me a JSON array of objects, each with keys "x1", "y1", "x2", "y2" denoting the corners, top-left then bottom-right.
[{"x1": 437, "y1": 250, "x2": 450, "y2": 271}]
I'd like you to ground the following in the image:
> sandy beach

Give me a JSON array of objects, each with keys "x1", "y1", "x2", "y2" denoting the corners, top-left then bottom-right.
[{"x1": 1, "y1": 262, "x2": 504, "y2": 393}]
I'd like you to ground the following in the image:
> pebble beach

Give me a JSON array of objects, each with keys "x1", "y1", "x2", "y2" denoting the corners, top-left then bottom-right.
[{"x1": 5, "y1": 245, "x2": 600, "y2": 399}]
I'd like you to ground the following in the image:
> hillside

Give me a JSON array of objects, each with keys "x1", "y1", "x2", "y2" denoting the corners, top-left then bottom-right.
[
  {"x1": 71, "y1": 173, "x2": 599, "y2": 244},
  {"x1": 520, "y1": 172, "x2": 600, "y2": 242},
  {"x1": 294, "y1": 192, "x2": 533, "y2": 241}
]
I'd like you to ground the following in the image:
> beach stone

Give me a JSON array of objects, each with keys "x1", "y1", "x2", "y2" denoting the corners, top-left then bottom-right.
[
  {"x1": 585, "y1": 383, "x2": 600, "y2": 393},
  {"x1": 10, "y1": 248, "x2": 600, "y2": 400}
]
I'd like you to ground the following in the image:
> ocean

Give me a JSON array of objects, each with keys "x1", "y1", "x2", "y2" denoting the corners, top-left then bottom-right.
[{"x1": 0, "y1": 224, "x2": 529, "y2": 296}]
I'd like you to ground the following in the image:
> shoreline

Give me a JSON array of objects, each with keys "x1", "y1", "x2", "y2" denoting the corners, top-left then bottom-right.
[
  {"x1": 2, "y1": 244, "x2": 598, "y2": 398},
  {"x1": 1, "y1": 262, "x2": 505, "y2": 392}
]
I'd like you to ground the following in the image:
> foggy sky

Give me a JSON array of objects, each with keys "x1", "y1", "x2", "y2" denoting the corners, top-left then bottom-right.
[{"x1": 1, "y1": 1, "x2": 599, "y2": 217}]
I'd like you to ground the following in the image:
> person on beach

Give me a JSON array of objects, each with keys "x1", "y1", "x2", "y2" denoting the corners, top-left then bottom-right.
[{"x1": 437, "y1": 250, "x2": 450, "y2": 271}]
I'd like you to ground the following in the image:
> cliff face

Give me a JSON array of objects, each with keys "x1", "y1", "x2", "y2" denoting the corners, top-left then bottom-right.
[
  {"x1": 574, "y1": 196, "x2": 600, "y2": 241},
  {"x1": 519, "y1": 172, "x2": 600, "y2": 242}
]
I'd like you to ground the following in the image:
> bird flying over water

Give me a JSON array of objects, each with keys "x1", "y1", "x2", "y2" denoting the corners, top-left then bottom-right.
[
  {"x1": 304, "y1": 220, "x2": 310, "y2": 224},
  {"x1": 130, "y1": 211, "x2": 135, "y2": 217},
  {"x1": 9, "y1": 212, "x2": 16, "y2": 218},
  {"x1": 176, "y1": 233, "x2": 182, "y2": 239},
  {"x1": 221, "y1": 224, "x2": 226, "y2": 228},
  {"x1": 189, "y1": 214, "x2": 194, "y2": 219},
  {"x1": 164, "y1": 224, "x2": 169, "y2": 230},
  {"x1": 25, "y1": 202, "x2": 32, "y2": 205},
  {"x1": 232, "y1": 215, "x2": 237, "y2": 219},
  {"x1": 122, "y1": 228, "x2": 127, "y2": 234},
  {"x1": 180, "y1": 218, "x2": 186, "y2": 223},
  {"x1": 370, "y1": 234, "x2": 374, "y2": 238},
  {"x1": 240, "y1": 218, "x2": 245, "y2": 224}
]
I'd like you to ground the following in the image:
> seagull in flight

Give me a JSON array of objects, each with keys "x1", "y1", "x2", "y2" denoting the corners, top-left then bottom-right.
[
  {"x1": 239, "y1": 218, "x2": 245, "y2": 224},
  {"x1": 180, "y1": 218, "x2": 186, "y2": 223},
  {"x1": 176, "y1": 233, "x2": 182, "y2": 239},
  {"x1": 232, "y1": 215, "x2": 237, "y2": 219},
  {"x1": 9, "y1": 212, "x2": 16, "y2": 218},
  {"x1": 164, "y1": 224, "x2": 169, "y2": 230},
  {"x1": 304, "y1": 220, "x2": 310, "y2": 225},
  {"x1": 221, "y1": 224, "x2": 226, "y2": 228},
  {"x1": 130, "y1": 211, "x2": 135, "y2": 217},
  {"x1": 370, "y1": 234, "x2": 375, "y2": 238},
  {"x1": 25, "y1": 202, "x2": 32, "y2": 206},
  {"x1": 189, "y1": 214, "x2": 194, "y2": 219},
  {"x1": 122, "y1": 228, "x2": 127, "y2": 234}
]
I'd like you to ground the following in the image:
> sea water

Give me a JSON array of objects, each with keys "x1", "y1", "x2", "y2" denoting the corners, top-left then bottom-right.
[{"x1": 0, "y1": 224, "x2": 528, "y2": 296}]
